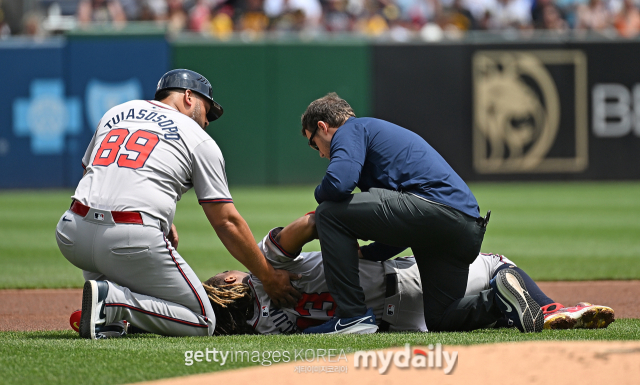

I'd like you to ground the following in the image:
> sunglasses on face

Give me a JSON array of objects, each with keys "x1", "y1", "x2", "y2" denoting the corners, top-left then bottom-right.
[{"x1": 308, "y1": 129, "x2": 319, "y2": 151}]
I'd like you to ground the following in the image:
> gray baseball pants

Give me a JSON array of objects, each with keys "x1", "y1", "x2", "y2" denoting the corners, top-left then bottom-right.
[
  {"x1": 315, "y1": 188, "x2": 500, "y2": 332},
  {"x1": 55, "y1": 208, "x2": 215, "y2": 336}
]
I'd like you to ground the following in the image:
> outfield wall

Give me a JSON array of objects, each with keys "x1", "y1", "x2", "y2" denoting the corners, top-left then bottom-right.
[
  {"x1": 172, "y1": 40, "x2": 371, "y2": 185},
  {"x1": 0, "y1": 36, "x2": 170, "y2": 188},
  {"x1": 373, "y1": 42, "x2": 640, "y2": 181},
  {"x1": 1, "y1": 36, "x2": 639, "y2": 188}
]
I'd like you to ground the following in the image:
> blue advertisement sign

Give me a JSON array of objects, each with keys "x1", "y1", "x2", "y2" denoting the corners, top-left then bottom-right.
[
  {"x1": 0, "y1": 40, "x2": 67, "y2": 188},
  {"x1": 13, "y1": 79, "x2": 82, "y2": 155},
  {"x1": 0, "y1": 37, "x2": 169, "y2": 188}
]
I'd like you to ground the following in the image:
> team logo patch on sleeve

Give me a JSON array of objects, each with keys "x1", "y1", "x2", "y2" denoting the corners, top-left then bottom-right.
[
  {"x1": 261, "y1": 305, "x2": 269, "y2": 317},
  {"x1": 387, "y1": 304, "x2": 395, "y2": 316}
]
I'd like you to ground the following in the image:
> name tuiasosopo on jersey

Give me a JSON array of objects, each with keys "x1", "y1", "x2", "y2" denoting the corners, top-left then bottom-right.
[{"x1": 73, "y1": 100, "x2": 232, "y2": 234}]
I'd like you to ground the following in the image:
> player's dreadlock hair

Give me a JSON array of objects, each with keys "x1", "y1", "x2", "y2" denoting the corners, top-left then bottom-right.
[
  {"x1": 301, "y1": 92, "x2": 356, "y2": 136},
  {"x1": 202, "y1": 277, "x2": 255, "y2": 336}
]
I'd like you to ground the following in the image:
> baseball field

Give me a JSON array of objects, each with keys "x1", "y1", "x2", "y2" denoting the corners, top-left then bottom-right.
[{"x1": 1, "y1": 182, "x2": 639, "y2": 384}]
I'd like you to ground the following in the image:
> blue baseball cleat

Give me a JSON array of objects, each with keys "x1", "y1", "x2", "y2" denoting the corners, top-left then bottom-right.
[
  {"x1": 490, "y1": 269, "x2": 544, "y2": 333},
  {"x1": 302, "y1": 308, "x2": 379, "y2": 335}
]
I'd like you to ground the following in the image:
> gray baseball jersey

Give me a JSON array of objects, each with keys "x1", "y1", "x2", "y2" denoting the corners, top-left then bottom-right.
[
  {"x1": 74, "y1": 99, "x2": 232, "y2": 234},
  {"x1": 247, "y1": 228, "x2": 515, "y2": 334},
  {"x1": 56, "y1": 99, "x2": 231, "y2": 337}
]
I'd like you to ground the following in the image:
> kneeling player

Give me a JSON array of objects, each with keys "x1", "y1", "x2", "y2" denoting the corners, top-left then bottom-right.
[{"x1": 202, "y1": 213, "x2": 615, "y2": 335}]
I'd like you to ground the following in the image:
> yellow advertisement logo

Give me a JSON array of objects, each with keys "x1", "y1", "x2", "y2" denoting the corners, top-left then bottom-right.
[{"x1": 473, "y1": 50, "x2": 589, "y2": 174}]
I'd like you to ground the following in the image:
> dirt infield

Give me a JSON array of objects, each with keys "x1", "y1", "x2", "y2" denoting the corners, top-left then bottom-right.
[
  {"x1": 1, "y1": 281, "x2": 639, "y2": 331},
  {"x1": 0, "y1": 289, "x2": 81, "y2": 331},
  {"x1": 136, "y1": 341, "x2": 640, "y2": 385}
]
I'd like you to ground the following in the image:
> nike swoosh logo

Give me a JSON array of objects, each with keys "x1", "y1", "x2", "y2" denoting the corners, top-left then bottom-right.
[
  {"x1": 335, "y1": 316, "x2": 371, "y2": 331},
  {"x1": 497, "y1": 295, "x2": 513, "y2": 313},
  {"x1": 99, "y1": 301, "x2": 106, "y2": 320},
  {"x1": 73, "y1": 322, "x2": 79, "y2": 330},
  {"x1": 62, "y1": 216, "x2": 72, "y2": 222}
]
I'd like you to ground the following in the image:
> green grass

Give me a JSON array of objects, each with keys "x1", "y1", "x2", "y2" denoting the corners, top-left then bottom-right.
[
  {"x1": 1, "y1": 182, "x2": 639, "y2": 384},
  {"x1": 1, "y1": 319, "x2": 639, "y2": 385},
  {"x1": 0, "y1": 186, "x2": 322, "y2": 288},
  {"x1": 471, "y1": 182, "x2": 640, "y2": 280},
  {"x1": 1, "y1": 182, "x2": 640, "y2": 288}
]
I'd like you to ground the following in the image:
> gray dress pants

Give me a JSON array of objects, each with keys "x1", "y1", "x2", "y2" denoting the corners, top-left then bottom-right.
[{"x1": 315, "y1": 188, "x2": 500, "y2": 332}]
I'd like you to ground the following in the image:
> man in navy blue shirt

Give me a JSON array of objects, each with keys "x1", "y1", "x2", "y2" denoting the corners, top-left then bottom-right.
[{"x1": 300, "y1": 93, "x2": 544, "y2": 334}]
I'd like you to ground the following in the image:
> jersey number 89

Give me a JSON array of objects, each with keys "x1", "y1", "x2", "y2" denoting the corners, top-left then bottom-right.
[{"x1": 92, "y1": 129, "x2": 160, "y2": 169}]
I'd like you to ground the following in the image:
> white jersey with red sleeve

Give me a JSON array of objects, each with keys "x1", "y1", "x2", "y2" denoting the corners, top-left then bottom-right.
[
  {"x1": 73, "y1": 100, "x2": 232, "y2": 233},
  {"x1": 246, "y1": 229, "x2": 517, "y2": 334},
  {"x1": 246, "y1": 228, "x2": 427, "y2": 334}
]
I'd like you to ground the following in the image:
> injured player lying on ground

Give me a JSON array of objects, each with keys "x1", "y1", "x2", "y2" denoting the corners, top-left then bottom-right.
[
  {"x1": 70, "y1": 213, "x2": 616, "y2": 337},
  {"x1": 202, "y1": 213, "x2": 615, "y2": 335}
]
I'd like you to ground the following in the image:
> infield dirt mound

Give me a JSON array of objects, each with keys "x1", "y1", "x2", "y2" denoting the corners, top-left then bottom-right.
[
  {"x1": 1, "y1": 281, "x2": 639, "y2": 331},
  {"x1": 136, "y1": 341, "x2": 640, "y2": 385}
]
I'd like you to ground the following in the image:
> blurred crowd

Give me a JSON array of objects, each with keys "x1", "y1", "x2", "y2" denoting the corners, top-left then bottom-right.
[{"x1": 2, "y1": 0, "x2": 640, "y2": 38}]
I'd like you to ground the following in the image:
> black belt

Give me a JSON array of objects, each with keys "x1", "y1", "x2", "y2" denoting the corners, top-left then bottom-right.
[
  {"x1": 476, "y1": 210, "x2": 491, "y2": 228},
  {"x1": 379, "y1": 273, "x2": 398, "y2": 332}
]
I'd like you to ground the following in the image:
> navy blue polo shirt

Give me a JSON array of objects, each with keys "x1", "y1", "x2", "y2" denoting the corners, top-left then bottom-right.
[{"x1": 314, "y1": 117, "x2": 479, "y2": 218}]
